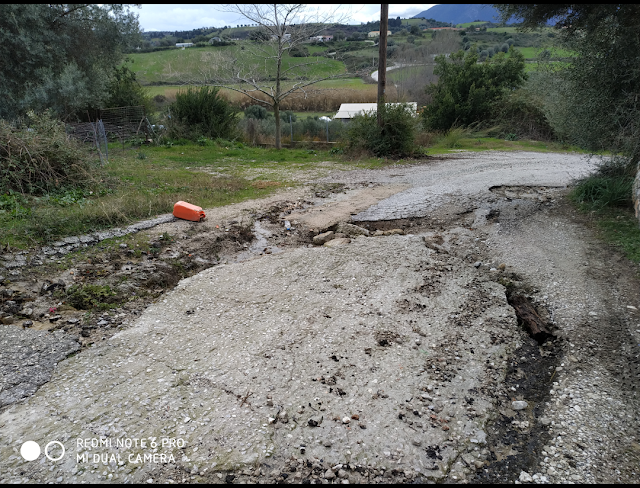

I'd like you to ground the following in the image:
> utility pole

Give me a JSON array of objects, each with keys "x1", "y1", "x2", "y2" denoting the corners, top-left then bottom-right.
[{"x1": 377, "y1": 4, "x2": 388, "y2": 128}]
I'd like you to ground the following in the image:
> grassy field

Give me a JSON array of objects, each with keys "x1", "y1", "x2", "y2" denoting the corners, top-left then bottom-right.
[
  {"x1": 129, "y1": 43, "x2": 347, "y2": 85},
  {"x1": 515, "y1": 46, "x2": 575, "y2": 60}
]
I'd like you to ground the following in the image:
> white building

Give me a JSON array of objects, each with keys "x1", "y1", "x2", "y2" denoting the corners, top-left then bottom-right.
[
  {"x1": 333, "y1": 102, "x2": 417, "y2": 120},
  {"x1": 175, "y1": 42, "x2": 194, "y2": 48}
]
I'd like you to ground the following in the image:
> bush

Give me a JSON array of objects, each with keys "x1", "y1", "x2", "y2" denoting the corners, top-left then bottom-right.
[
  {"x1": 0, "y1": 110, "x2": 94, "y2": 195},
  {"x1": 244, "y1": 104, "x2": 270, "y2": 120},
  {"x1": 345, "y1": 103, "x2": 418, "y2": 156},
  {"x1": 104, "y1": 63, "x2": 153, "y2": 114},
  {"x1": 570, "y1": 158, "x2": 635, "y2": 210},
  {"x1": 168, "y1": 86, "x2": 239, "y2": 140},
  {"x1": 422, "y1": 49, "x2": 526, "y2": 131},
  {"x1": 289, "y1": 45, "x2": 309, "y2": 57}
]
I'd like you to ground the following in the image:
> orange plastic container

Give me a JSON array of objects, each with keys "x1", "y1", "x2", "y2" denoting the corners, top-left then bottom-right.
[{"x1": 173, "y1": 201, "x2": 206, "y2": 222}]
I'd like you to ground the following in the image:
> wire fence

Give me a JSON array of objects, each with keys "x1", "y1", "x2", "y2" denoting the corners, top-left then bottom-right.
[{"x1": 66, "y1": 106, "x2": 154, "y2": 165}]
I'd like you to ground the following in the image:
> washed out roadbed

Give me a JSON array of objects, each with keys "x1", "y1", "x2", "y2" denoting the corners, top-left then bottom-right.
[{"x1": 1, "y1": 151, "x2": 639, "y2": 484}]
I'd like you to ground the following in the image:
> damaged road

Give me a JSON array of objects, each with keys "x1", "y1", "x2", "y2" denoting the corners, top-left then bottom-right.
[{"x1": 1, "y1": 151, "x2": 639, "y2": 484}]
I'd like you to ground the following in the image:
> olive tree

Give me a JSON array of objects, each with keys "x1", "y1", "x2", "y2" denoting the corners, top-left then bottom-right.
[{"x1": 0, "y1": 4, "x2": 140, "y2": 120}]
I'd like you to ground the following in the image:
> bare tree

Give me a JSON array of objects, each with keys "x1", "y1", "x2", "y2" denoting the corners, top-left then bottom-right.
[{"x1": 206, "y1": 4, "x2": 351, "y2": 148}]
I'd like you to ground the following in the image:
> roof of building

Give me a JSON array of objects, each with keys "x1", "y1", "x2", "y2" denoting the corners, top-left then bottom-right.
[{"x1": 334, "y1": 102, "x2": 417, "y2": 119}]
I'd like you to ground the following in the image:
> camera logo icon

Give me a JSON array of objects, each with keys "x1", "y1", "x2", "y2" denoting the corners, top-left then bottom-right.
[{"x1": 20, "y1": 441, "x2": 65, "y2": 461}]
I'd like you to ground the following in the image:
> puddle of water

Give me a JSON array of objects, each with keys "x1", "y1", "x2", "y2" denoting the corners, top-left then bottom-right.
[{"x1": 236, "y1": 221, "x2": 281, "y2": 262}]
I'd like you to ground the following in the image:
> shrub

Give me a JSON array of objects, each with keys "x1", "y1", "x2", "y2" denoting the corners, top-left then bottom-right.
[
  {"x1": 0, "y1": 110, "x2": 95, "y2": 195},
  {"x1": 345, "y1": 103, "x2": 418, "y2": 156},
  {"x1": 104, "y1": 63, "x2": 153, "y2": 114},
  {"x1": 422, "y1": 49, "x2": 526, "y2": 131},
  {"x1": 168, "y1": 86, "x2": 239, "y2": 140},
  {"x1": 570, "y1": 158, "x2": 635, "y2": 210},
  {"x1": 244, "y1": 104, "x2": 270, "y2": 120}
]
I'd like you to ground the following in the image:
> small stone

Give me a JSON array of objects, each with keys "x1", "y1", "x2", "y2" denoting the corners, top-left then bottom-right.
[
  {"x1": 412, "y1": 439, "x2": 422, "y2": 446},
  {"x1": 351, "y1": 414, "x2": 359, "y2": 420},
  {"x1": 119, "y1": 243, "x2": 128, "y2": 249},
  {"x1": 268, "y1": 417, "x2": 276, "y2": 424},
  {"x1": 519, "y1": 471, "x2": 533, "y2": 483},
  {"x1": 313, "y1": 231, "x2": 335, "y2": 245},
  {"x1": 324, "y1": 469, "x2": 336, "y2": 480},
  {"x1": 538, "y1": 417, "x2": 552, "y2": 426},
  {"x1": 266, "y1": 399, "x2": 273, "y2": 407},
  {"x1": 49, "y1": 315, "x2": 62, "y2": 323},
  {"x1": 308, "y1": 415, "x2": 323, "y2": 427},
  {"x1": 498, "y1": 263, "x2": 506, "y2": 270},
  {"x1": 342, "y1": 417, "x2": 350, "y2": 424},
  {"x1": 512, "y1": 400, "x2": 528, "y2": 410},
  {"x1": 67, "y1": 317, "x2": 79, "y2": 324},
  {"x1": 364, "y1": 347, "x2": 372, "y2": 355},
  {"x1": 474, "y1": 461, "x2": 484, "y2": 469},
  {"x1": 383, "y1": 228, "x2": 404, "y2": 236},
  {"x1": 97, "y1": 320, "x2": 109, "y2": 326},
  {"x1": 337, "y1": 469, "x2": 348, "y2": 479},
  {"x1": 22, "y1": 320, "x2": 33, "y2": 327},
  {"x1": 1, "y1": 315, "x2": 15, "y2": 325},
  {"x1": 22, "y1": 308, "x2": 33, "y2": 317},
  {"x1": 278, "y1": 410, "x2": 289, "y2": 423}
]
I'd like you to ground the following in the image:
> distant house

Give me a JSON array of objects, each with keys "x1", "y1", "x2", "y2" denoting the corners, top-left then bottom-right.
[
  {"x1": 368, "y1": 31, "x2": 392, "y2": 38},
  {"x1": 175, "y1": 42, "x2": 194, "y2": 48},
  {"x1": 310, "y1": 35, "x2": 333, "y2": 42},
  {"x1": 209, "y1": 37, "x2": 222, "y2": 44},
  {"x1": 334, "y1": 102, "x2": 417, "y2": 120},
  {"x1": 270, "y1": 33, "x2": 291, "y2": 41}
]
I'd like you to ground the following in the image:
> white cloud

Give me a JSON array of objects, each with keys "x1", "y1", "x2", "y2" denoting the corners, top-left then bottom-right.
[{"x1": 136, "y1": 4, "x2": 437, "y2": 32}]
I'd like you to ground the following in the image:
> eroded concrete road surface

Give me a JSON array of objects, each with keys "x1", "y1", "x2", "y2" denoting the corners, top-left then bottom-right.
[{"x1": 2, "y1": 151, "x2": 639, "y2": 484}]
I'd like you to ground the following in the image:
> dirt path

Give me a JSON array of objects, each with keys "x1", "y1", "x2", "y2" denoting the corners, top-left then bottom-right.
[{"x1": 1, "y1": 151, "x2": 639, "y2": 484}]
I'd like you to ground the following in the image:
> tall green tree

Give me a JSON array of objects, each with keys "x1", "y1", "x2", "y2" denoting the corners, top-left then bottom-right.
[
  {"x1": 494, "y1": 4, "x2": 640, "y2": 164},
  {"x1": 0, "y1": 4, "x2": 140, "y2": 120},
  {"x1": 422, "y1": 49, "x2": 526, "y2": 131}
]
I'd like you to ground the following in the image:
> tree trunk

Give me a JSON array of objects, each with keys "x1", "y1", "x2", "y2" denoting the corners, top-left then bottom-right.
[
  {"x1": 274, "y1": 101, "x2": 281, "y2": 149},
  {"x1": 508, "y1": 294, "x2": 553, "y2": 343},
  {"x1": 275, "y1": 33, "x2": 283, "y2": 150}
]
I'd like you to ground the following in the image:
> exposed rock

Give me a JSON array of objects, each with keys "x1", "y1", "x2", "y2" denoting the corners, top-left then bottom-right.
[
  {"x1": 336, "y1": 222, "x2": 370, "y2": 237},
  {"x1": 313, "y1": 231, "x2": 335, "y2": 245}
]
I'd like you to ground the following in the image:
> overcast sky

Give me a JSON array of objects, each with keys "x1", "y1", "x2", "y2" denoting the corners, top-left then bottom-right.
[{"x1": 136, "y1": 4, "x2": 437, "y2": 32}]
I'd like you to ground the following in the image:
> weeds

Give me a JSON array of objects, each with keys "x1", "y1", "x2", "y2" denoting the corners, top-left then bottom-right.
[
  {"x1": 0, "y1": 110, "x2": 97, "y2": 195},
  {"x1": 64, "y1": 284, "x2": 119, "y2": 310}
]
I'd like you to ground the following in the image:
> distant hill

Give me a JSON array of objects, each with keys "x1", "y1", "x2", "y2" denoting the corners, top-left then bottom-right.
[{"x1": 412, "y1": 4, "x2": 512, "y2": 25}]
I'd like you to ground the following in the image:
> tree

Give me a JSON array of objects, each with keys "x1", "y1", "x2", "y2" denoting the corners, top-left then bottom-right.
[
  {"x1": 422, "y1": 48, "x2": 526, "y2": 131},
  {"x1": 201, "y1": 4, "x2": 350, "y2": 149},
  {"x1": 104, "y1": 61, "x2": 153, "y2": 114},
  {"x1": 493, "y1": 4, "x2": 640, "y2": 164},
  {"x1": 0, "y1": 4, "x2": 140, "y2": 120}
]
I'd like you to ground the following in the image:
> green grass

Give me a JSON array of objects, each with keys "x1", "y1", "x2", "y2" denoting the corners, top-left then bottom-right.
[
  {"x1": 0, "y1": 140, "x2": 388, "y2": 248},
  {"x1": 592, "y1": 209, "x2": 640, "y2": 263},
  {"x1": 129, "y1": 42, "x2": 347, "y2": 85}
]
